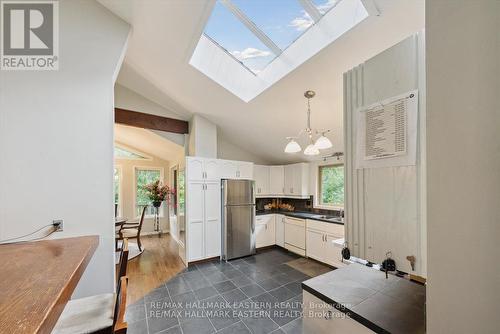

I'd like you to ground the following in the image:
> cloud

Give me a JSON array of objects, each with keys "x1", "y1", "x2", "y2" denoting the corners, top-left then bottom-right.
[
  {"x1": 231, "y1": 47, "x2": 271, "y2": 60},
  {"x1": 289, "y1": 13, "x2": 313, "y2": 32},
  {"x1": 289, "y1": 0, "x2": 341, "y2": 31}
]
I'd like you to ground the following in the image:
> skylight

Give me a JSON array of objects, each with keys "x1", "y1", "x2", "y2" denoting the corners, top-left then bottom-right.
[{"x1": 190, "y1": 0, "x2": 374, "y2": 101}]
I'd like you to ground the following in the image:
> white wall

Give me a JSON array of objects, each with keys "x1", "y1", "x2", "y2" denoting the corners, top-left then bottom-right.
[
  {"x1": 426, "y1": 1, "x2": 500, "y2": 332},
  {"x1": 217, "y1": 134, "x2": 270, "y2": 165},
  {"x1": 344, "y1": 34, "x2": 426, "y2": 276},
  {"x1": 188, "y1": 114, "x2": 217, "y2": 158},
  {"x1": 0, "y1": 0, "x2": 130, "y2": 297}
]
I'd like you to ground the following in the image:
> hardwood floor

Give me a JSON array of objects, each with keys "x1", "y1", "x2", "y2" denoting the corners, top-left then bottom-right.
[{"x1": 124, "y1": 233, "x2": 186, "y2": 305}]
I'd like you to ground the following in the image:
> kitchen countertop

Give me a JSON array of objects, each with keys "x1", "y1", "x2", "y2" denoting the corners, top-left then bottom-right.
[
  {"x1": 302, "y1": 263, "x2": 426, "y2": 334},
  {"x1": 256, "y1": 210, "x2": 343, "y2": 225}
]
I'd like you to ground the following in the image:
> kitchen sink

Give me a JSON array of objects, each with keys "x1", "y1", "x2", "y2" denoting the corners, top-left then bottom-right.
[{"x1": 313, "y1": 215, "x2": 341, "y2": 222}]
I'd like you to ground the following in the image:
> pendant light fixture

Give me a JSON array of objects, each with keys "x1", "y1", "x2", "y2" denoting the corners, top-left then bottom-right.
[{"x1": 284, "y1": 90, "x2": 332, "y2": 155}]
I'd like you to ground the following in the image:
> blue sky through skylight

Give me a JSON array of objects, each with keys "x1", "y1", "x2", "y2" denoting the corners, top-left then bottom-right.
[
  {"x1": 203, "y1": 0, "x2": 343, "y2": 74},
  {"x1": 204, "y1": 1, "x2": 275, "y2": 73}
]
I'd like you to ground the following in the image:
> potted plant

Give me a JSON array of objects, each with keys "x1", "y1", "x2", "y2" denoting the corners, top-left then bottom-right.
[{"x1": 143, "y1": 180, "x2": 174, "y2": 208}]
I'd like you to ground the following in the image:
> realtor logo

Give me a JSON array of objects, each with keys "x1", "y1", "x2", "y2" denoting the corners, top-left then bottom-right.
[{"x1": 1, "y1": 0, "x2": 58, "y2": 70}]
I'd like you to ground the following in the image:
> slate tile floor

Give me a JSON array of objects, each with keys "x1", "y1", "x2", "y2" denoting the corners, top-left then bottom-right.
[{"x1": 126, "y1": 248, "x2": 328, "y2": 334}]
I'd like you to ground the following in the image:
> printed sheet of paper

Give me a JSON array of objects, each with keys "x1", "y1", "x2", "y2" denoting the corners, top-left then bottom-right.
[{"x1": 356, "y1": 90, "x2": 418, "y2": 169}]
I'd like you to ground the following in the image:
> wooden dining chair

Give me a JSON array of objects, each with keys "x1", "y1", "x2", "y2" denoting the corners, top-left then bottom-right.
[
  {"x1": 117, "y1": 238, "x2": 129, "y2": 285},
  {"x1": 52, "y1": 276, "x2": 129, "y2": 334},
  {"x1": 117, "y1": 206, "x2": 147, "y2": 251}
]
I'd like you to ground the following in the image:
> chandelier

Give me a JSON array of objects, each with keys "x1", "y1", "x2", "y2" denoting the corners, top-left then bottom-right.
[{"x1": 284, "y1": 90, "x2": 332, "y2": 155}]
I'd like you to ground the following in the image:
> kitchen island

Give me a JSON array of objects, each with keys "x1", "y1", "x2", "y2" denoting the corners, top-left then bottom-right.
[{"x1": 302, "y1": 263, "x2": 425, "y2": 334}]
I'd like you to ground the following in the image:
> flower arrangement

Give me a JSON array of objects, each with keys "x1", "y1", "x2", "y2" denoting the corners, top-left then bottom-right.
[{"x1": 143, "y1": 180, "x2": 175, "y2": 207}]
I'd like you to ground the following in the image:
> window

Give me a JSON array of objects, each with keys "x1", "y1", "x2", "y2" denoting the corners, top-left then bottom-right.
[
  {"x1": 135, "y1": 168, "x2": 163, "y2": 217},
  {"x1": 178, "y1": 170, "x2": 185, "y2": 215},
  {"x1": 114, "y1": 146, "x2": 149, "y2": 160},
  {"x1": 114, "y1": 167, "x2": 121, "y2": 217},
  {"x1": 318, "y1": 164, "x2": 344, "y2": 207}
]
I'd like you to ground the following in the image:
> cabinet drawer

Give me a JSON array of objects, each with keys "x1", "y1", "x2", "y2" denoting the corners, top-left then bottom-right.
[
  {"x1": 306, "y1": 219, "x2": 344, "y2": 236},
  {"x1": 255, "y1": 215, "x2": 274, "y2": 225}
]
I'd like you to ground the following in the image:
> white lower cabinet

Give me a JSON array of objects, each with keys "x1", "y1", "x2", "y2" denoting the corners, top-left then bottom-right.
[
  {"x1": 256, "y1": 215, "x2": 275, "y2": 248},
  {"x1": 306, "y1": 219, "x2": 346, "y2": 268},
  {"x1": 284, "y1": 217, "x2": 306, "y2": 256},
  {"x1": 275, "y1": 214, "x2": 285, "y2": 247},
  {"x1": 303, "y1": 291, "x2": 374, "y2": 334}
]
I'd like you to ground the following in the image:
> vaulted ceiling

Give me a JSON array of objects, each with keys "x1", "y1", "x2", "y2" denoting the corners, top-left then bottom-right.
[{"x1": 98, "y1": 0, "x2": 424, "y2": 164}]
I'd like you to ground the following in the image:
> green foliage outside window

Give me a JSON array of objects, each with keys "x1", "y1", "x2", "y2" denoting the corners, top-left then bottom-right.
[
  {"x1": 320, "y1": 165, "x2": 344, "y2": 207},
  {"x1": 136, "y1": 169, "x2": 161, "y2": 216},
  {"x1": 178, "y1": 171, "x2": 185, "y2": 214}
]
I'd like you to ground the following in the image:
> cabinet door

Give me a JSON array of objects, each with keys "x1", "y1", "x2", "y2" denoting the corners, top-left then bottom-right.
[
  {"x1": 266, "y1": 217, "x2": 276, "y2": 246},
  {"x1": 187, "y1": 157, "x2": 204, "y2": 181},
  {"x1": 255, "y1": 223, "x2": 267, "y2": 248},
  {"x1": 325, "y1": 234, "x2": 345, "y2": 268},
  {"x1": 219, "y1": 160, "x2": 238, "y2": 179},
  {"x1": 187, "y1": 181, "x2": 204, "y2": 261},
  {"x1": 204, "y1": 182, "x2": 221, "y2": 257},
  {"x1": 293, "y1": 163, "x2": 305, "y2": 196},
  {"x1": 269, "y1": 166, "x2": 284, "y2": 195},
  {"x1": 254, "y1": 165, "x2": 270, "y2": 196},
  {"x1": 284, "y1": 165, "x2": 295, "y2": 195},
  {"x1": 275, "y1": 215, "x2": 285, "y2": 247},
  {"x1": 238, "y1": 162, "x2": 254, "y2": 179},
  {"x1": 204, "y1": 159, "x2": 219, "y2": 181},
  {"x1": 306, "y1": 229, "x2": 325, "y2": 262}
]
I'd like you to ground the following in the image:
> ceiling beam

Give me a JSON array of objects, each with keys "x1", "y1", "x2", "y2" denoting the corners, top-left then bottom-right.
[
  {"x1": 115, "y1": 108, "x2": 189, "y2": 134},
  {"x1": 298, "y1": 0, "x2": 322, "y2": 22},
  {"x1": 220, "y1": 0, "x2": 282, "y2": 56}
]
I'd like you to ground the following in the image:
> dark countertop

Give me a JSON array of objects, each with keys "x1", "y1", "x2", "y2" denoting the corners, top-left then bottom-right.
[
  {"x1": 256, "y1": 210, "x2": 343, "y2": 225},
  {"x1": 302, "y1": 264, "x2": 426, "y2": 334}
]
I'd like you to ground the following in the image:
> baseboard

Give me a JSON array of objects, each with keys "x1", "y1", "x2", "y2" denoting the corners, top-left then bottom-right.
[{"x1": 188, "y1": 256, "x2": 220, "y2": 266}]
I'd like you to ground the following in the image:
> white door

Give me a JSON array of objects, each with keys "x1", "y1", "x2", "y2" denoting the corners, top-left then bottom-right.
[
  {"x1": 275, "y1": 214, "x2": 285, "y2": 247},
  {"x1": 187, "y1": 158, "x2": 204, "y2": 181},
  {"x1": 284, "y1": 165, "x2": 295, "y2": 195},
  {"x1": 204, "y1": 182, "x2": 221, "y2": 257},
  {"x1": 219, "y1": 160, "x2": 238, "y2": 179},
  {"x1": 238, "y1": 162, "x2": 253, "y2": 179},
  {"x1": 187, "y1": 181, "x2": 204, "y2": 261},
  {"x1": 204, "y1": 159, "x2": 219, "y2": 181},
  {"x1": 269, "y1": 166, "x2": 284, "y2": 195},
  {"x1": 254, "y1": 165, "x2": 269, "y2": 196},
  {"x1": 306, "y1": 229, "x2": 325, "y2": 262}
]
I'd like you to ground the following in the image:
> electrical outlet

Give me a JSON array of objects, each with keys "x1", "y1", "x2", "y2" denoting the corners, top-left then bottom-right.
[{"x1": 53, "y1": 219, "x2": 63, "y2": 232}]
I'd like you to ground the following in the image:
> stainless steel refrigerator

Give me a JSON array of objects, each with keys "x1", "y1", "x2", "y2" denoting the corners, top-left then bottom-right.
[{"x1": 221, "y1": 179, "x2": 256, "y2": 261}]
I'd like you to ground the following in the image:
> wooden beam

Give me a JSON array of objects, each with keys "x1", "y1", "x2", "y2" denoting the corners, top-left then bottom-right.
[{"x1": 115, "y1": 108, "x2": 189, "y2": 134}]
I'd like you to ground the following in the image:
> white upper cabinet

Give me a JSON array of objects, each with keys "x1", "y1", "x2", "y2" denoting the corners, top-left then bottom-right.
[
  {"x1": 269, "y1": 166, "x2": 284, "y2": 196},
  {"x1": 237, "y1": 161, "x2": 253, "y2": 179},
  {"x1": 254, "y1": 165, "x2": 270, "y2": 196},
  {"x1": 283, "y1": 163, "x2": 309, "y2": 198},
  {"x1": 186, "y1": 157, "x2": 219, "y2": 181},
  {"x1": 219, "y1": 160, "x2": 238, "y2": 179},
  {"x1": 219, "y1": 160, "x2": 254, "y2": 179}
]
